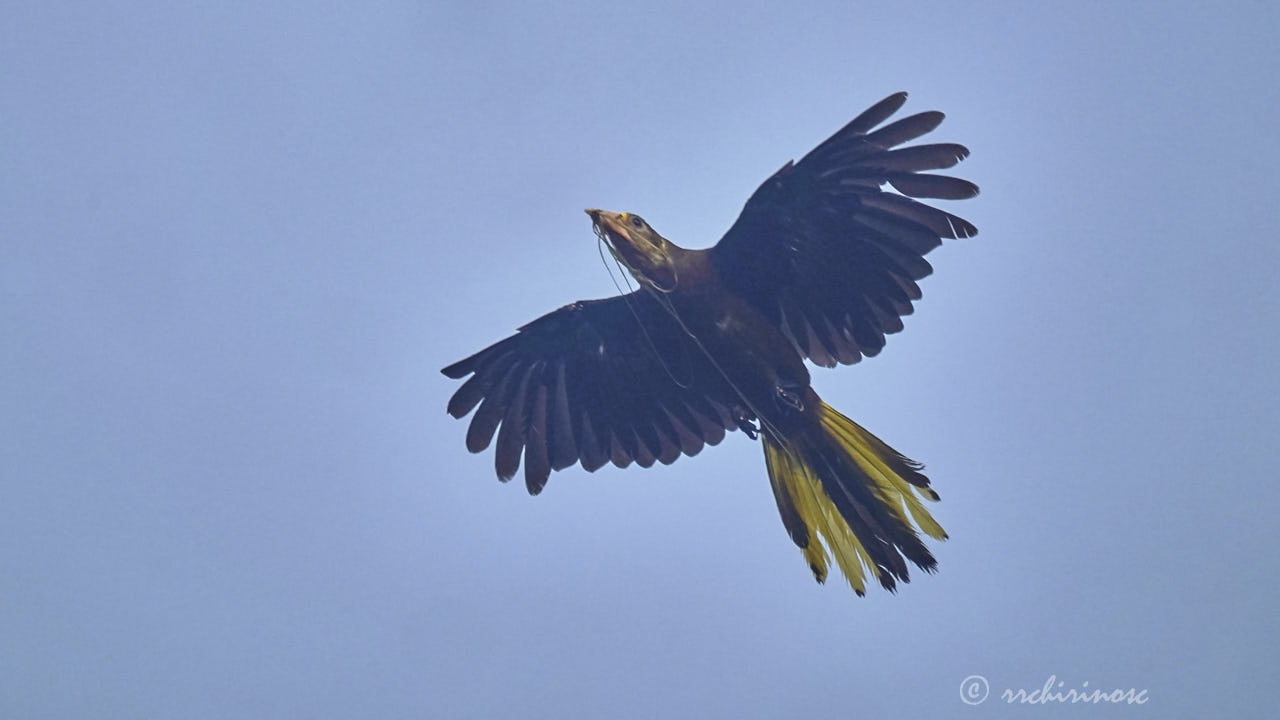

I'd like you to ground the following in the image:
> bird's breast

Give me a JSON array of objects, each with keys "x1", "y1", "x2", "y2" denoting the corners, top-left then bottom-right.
[{"x1": 668, "y1": 287, "x2": 811, "y2": 405}]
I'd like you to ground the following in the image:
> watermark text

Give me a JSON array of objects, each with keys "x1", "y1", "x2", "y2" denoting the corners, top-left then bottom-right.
[{"x1": 960, "y1": 674, "x2": 1149, "y2": 706}]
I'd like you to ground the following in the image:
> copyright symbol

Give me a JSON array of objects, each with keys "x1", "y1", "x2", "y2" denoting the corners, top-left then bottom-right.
[{"x1": 960, "y1": 675, "x2": 989, "y2": 705}]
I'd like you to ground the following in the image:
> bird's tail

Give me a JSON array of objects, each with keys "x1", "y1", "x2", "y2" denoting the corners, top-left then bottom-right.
[{"x1": 762, "y1": 401, "x2": 947, "y2": 595}]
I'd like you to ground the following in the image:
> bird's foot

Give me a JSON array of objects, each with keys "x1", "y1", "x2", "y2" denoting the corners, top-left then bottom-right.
[
  {"x1": 775, "y1": 382, "x2": 805, "y2": 414},
  {"x1": 735, "y1": 411, "x2": 760, "y2": 440}
]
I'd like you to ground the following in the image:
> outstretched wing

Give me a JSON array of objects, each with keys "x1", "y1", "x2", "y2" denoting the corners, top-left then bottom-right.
[
  {"x1": 710, "y1": 92, "x2": 979, "y2": 367},
  {"x1": 442, "y1": 291, "x2": 750, "y2": 494}
]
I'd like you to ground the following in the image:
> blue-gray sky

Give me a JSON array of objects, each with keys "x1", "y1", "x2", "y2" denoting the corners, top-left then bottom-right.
[{"x1": 4, "y1": 2, "x2": 1279, "y2": 718}]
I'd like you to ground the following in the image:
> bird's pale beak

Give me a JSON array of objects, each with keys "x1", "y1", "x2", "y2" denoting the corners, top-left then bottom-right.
[{"x1": 585, "y1": 208, "x2": 629, "y2": 242}]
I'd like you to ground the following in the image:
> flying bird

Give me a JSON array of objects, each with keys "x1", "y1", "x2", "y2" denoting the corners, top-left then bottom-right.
[{"x1": 442, "y1": 92, "x2": 978, "y2": 595}]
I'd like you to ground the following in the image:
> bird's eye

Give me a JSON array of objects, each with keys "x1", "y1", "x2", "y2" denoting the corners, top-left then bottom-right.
[{"x1": 630, "y1": 215, "x2": 644, "y2": 228}]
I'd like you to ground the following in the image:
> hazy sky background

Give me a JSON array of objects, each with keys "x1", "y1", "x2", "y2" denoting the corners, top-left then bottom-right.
[{"x1": 4, "y1": 2, "x2": 1279, "y2": 717}]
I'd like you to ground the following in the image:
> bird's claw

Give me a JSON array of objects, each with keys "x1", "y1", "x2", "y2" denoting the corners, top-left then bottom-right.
[{"x1": 775, "y1": 383, "x2": 804, "y2": 413}]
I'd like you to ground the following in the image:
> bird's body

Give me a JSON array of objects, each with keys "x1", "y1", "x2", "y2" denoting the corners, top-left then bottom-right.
[
  {"x1": 637, "y1": 250, "x2": 811, "y2": 435},
  {"x1": 443, "y1": 93, "x2": 977, "y2": 595}
]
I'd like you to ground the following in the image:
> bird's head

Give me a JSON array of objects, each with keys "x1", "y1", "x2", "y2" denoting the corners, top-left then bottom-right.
[{"x1": 586, "y1": 208, "x2": 678, "y2": 292}]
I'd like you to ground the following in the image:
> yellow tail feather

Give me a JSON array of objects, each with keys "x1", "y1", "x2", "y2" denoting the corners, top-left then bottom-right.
[{"x1": 763, "y1": 401, "x2": 945, "y2": 595}]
